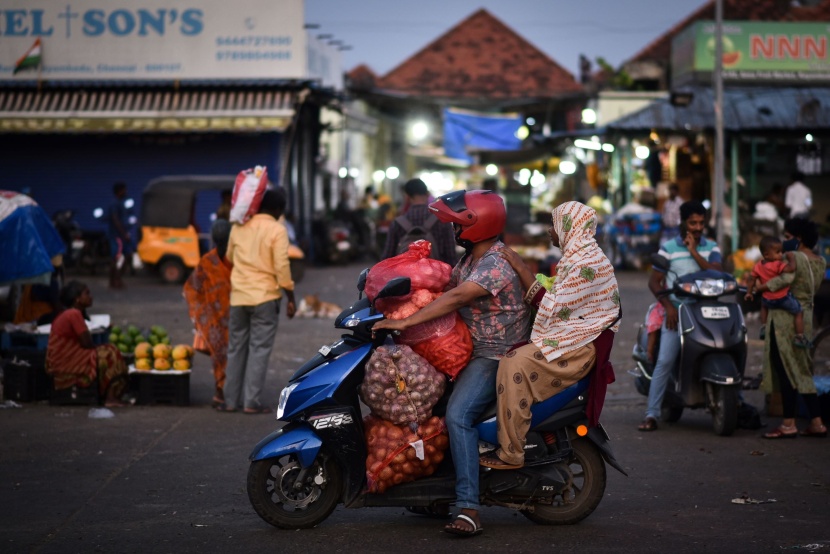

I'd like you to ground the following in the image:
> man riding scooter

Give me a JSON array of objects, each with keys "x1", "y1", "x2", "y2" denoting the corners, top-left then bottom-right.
[
  {"x1": 372, "y1": 190, "x2": 531, "y2": 537},
  {"x1": 639, "y1": 201, "x2": 722, "y2": 432}
]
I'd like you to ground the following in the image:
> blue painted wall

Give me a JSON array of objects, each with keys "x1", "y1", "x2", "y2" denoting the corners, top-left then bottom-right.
[{"x1": 0, "y1": 133, "x2": 281, "y2": 236}]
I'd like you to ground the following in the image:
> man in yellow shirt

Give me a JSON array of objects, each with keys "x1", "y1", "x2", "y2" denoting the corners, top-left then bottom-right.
[{"x1": 217, "y1": 188, "x2": 296, "y2": 413}]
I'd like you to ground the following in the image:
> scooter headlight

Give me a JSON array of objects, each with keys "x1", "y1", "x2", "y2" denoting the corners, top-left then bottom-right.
[
  {"x1": 695, "y1": 279, "x2": 725, "y2": 297},
  {"x1": 276, "y1": 382, "x2": 298, "y2": 419},
  {"x1": 679, "y1": 282, "x2": 699, "y2": 294}
]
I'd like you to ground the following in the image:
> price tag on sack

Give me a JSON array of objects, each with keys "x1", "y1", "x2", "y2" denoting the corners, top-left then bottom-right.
[{"x1": 409, "y1": 439, "x2": 425, "y2": 460}]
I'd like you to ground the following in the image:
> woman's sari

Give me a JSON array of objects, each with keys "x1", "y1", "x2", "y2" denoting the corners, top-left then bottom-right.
[
  {"x1": 46, "y1": 308, "x2": 127, "y2": 397},
  {"x1": 183, "y1": 249, "x2": 232, "y2": 392}
]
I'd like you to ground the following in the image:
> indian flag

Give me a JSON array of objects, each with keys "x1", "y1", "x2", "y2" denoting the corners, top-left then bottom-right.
[{"x1": 13, "y1": 38, "x2": 42, "y2": 75}]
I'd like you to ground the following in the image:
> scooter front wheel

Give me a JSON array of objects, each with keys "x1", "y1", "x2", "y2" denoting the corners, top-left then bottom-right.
[
  {"x1": 708, "y1": 383, "x2": 738, "y2": 436},
  {"x1": 247, "y1": 451, "x2": 342, "y2": 529},
  {"x1": 521, "y1": 437, "x2": 606, "y2": 525}
]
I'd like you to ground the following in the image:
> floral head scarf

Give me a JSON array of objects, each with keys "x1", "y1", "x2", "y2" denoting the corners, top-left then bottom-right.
[
  {"x1": 531, "y1": 202, "x2": 621, "y2": 361},
  {"x1": 552, "y1": 201, "x2": 598, "y2": 260}
]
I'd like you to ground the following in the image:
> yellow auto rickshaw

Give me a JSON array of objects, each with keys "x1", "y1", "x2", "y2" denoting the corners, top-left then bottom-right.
[{"x1": 137, "y1": 175, "x2": 304, "y2": 284}]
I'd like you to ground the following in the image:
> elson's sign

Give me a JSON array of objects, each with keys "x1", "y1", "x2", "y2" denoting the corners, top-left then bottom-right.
[
  {"x1": 672, "y1": 21, "x2": 830, "y2": 84},
  {"x1": 0, "y1": 0, "x2": 305, "y2": 81}
]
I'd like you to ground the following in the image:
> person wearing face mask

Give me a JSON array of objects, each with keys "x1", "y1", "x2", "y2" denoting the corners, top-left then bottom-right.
[
  {"x1": 372, "y1": 190, "x2": 531, "y2": 537},
  {"x1": 754, "y1": 218, "x2": 827, "y2": 439}
]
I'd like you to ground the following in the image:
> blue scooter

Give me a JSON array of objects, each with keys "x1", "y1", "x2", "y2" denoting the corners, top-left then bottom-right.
[{"x1": 247, "y1": 270, "x2": 626, "y2": 529}]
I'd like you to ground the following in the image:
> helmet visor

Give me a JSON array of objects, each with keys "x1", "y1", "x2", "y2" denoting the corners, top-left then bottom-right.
[{"x1": 438, "y1": 190, "x2": 467, "y2": 213}]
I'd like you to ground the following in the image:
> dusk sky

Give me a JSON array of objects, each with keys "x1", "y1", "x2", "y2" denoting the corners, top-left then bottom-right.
[{"x1": 305, "y1": 0, "x2": 707, "y2": 77}]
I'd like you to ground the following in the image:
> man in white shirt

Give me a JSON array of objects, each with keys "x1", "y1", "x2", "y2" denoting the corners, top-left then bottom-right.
[
  {"x1": 785, "y1": 171, "x2": 812, "y2": 219},
  {"x1": 661, "y1": 183, "x2": 683, "y2": 240}
]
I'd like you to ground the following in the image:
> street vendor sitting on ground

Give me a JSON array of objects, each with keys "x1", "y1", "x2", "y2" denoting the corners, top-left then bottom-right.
[
  {"x1": 480, "y1": 201, "x2": 621, "y2": 470},
  {"x1": 46, "y1": 281, "x2": 129, "y2": 407}
]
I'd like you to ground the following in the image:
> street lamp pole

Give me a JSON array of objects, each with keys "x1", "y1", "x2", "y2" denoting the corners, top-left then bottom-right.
[{"x1": 714, "y1": 0, "x2": 725, "y2": 249}]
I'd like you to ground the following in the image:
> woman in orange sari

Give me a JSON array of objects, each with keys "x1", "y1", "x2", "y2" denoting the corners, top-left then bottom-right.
[
  {"x1": 183, "y1": 220, "x2": 232, "y2": 406},
  {"x1": 46, "y1": 281, "x2": 129, "y2": 406}
]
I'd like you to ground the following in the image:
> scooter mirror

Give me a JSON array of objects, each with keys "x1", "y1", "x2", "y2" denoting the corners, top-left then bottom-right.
[
  {"x1": 650, "y1": 253, "x2": 670, "y2": 272},
  {"x1": 375, "y1": 277, "x2": 411, "y2": 300},
  {"x1": 357, "y1": 268, "x2": 369, "y2": 294}
]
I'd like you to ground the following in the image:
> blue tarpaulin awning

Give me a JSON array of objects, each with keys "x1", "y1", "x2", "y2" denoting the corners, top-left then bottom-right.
[
  {"x1": 0, "y1": 191, "x2": 65, "y2": 286},
  {"x1": 443, "y1": 107, "x2": 523, "y2": 164}
]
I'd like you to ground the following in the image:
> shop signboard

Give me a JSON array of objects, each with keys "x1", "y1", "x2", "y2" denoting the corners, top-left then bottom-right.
[
  {"x1": 672, "y1": 21, "x2": 830, "y2": 86},
  {"x1": 0, "y1": 0, "x2": 305, "y2": 81}
]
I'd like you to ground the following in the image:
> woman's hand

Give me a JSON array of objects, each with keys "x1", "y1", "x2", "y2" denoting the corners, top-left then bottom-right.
[{"x1": 500, "y1": 247, "x2": 535, "y2": 291}]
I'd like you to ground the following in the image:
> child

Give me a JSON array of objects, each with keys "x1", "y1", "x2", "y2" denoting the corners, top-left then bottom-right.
[
  {"x1": 644, "y1": 302, "x2": 665, "y2": 363},
  {"x1": 744, "y1": 236, "x2": 808, "y2": 348}
]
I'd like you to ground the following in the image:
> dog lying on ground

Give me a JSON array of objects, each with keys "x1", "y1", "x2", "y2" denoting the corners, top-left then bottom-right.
[{"x1": 295, "y1": 294, "x2": 343, "y2": 319}]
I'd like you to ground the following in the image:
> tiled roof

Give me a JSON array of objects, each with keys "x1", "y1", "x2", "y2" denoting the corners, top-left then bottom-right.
[
  {"x1": 345, "y1": 64, "x2": 378, "y2": 91},
  {"x1": 627, "y1": 0, "x2": 830, "y2": 65},
  {"x1": 371, "y1": 9, "x2": 582, "y2": 100}
]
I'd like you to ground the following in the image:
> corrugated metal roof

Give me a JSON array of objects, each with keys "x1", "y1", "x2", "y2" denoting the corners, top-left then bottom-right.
[
  {"x1": 607, "y1": 86, "x2": 830, "y2": 132},
  {"x1": 0, "y1": 88, "x2": 298, "y2": 118}
]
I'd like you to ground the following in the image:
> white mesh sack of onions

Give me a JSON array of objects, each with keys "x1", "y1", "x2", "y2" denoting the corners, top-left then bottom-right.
[{"x1": 359, "y1": 344, "x2": 447, "y2": 425}]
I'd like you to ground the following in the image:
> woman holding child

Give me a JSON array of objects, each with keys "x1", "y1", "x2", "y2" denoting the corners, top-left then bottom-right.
[{"x1": 756, "y1": 218, "x2": 827, "y2": 438}]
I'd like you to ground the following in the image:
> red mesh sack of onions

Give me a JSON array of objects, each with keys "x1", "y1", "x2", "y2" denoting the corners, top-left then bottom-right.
[
  {"x1": 410, "y1": 314, "x2": 473, "y2": 380},
  {"x1": 359, "y1": 344, "x2": 446, "y2": 425},
  {"x1": 365, "y1": 241, "x2": 451, "y2": 301},
  {"x1": 376, "y1": 289, "x2": 453, "y2": 345},
  {"x1": 364, "y1": 414, "x2": 449, "y2": 493}
]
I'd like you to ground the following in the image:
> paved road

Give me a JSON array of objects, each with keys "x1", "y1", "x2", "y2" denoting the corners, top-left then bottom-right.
[{"x1": 1, "y1": 262, "x2": 828, "y2": 553}]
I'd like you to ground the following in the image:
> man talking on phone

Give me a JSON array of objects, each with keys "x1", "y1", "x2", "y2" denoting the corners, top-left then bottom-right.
[{"x1": 638, "y1": 200, "x2": 722, "y2": 432}]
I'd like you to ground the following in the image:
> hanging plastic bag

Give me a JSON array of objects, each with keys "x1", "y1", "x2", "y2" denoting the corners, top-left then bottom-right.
[{"x1": 229, "y1": 166, "x2": 269, "y2": 225}]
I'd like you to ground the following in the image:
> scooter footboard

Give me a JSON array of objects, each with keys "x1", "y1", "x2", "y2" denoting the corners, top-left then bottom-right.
[{"x1": 249, "y1": 422, "x2": 322, "y2": 467}]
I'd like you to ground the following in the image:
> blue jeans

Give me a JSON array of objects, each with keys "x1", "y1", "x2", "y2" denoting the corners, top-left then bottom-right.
[
  {"x1": 445, "y1": 357, "x2": 498, "y2": 511},
  {"x1": 645, "y1": 322, "x2": 681, "y2": 419}
]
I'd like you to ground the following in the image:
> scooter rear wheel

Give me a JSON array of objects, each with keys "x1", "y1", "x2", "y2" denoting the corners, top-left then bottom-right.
[
  {"x1": 247, "y1": 451, "x2": 342, "y2": 529},
  {"x1": 521, "y1": 437, "x2": 606, "y2": 525}
]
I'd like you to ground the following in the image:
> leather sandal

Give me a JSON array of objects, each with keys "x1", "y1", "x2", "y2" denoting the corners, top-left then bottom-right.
[
  {"x1": 479, "y1": 452, "x2": 523, "y2": 470},
  {"x1": 799, "y1": 425, "x2": 827, "y2": 438},
  {"x1": 444, "y1": 514, "x2": 483, "y2": 537},
  {"x1": 763, "y1": 426, "x2": 798, "y2": 439},
  {"x1": 638, "y1": 417, "x2": 658, "y2": 432}
]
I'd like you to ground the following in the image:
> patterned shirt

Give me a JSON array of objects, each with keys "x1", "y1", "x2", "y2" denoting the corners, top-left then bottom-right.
[
  {"x1": 449, "y1": 241, "x2": 531, "y2": 359},
  {"x1": 382, "y1": 204, "x2": 457, "y2": 266}
]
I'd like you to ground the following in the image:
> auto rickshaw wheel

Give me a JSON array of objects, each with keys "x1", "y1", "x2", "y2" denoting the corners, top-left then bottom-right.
[{"x1": 158, "y1": 257, "x2": 186, "y2": 284}]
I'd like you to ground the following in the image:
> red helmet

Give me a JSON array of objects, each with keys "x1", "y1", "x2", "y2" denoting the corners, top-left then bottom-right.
[{"x1": 429, "y1": 190, "x2": 506, "y2": 246}]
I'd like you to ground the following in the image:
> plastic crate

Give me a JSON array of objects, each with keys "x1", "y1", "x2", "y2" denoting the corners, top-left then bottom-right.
[
  {"x1": 2, "y1": 350, "x2": 49, "y2": 402},
  {"x1": 0, "y1": 332, "x2": 49, "y2": 352},
  {"x1": 130, "y1": 372, "x2": 190, "y2": 406}
]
